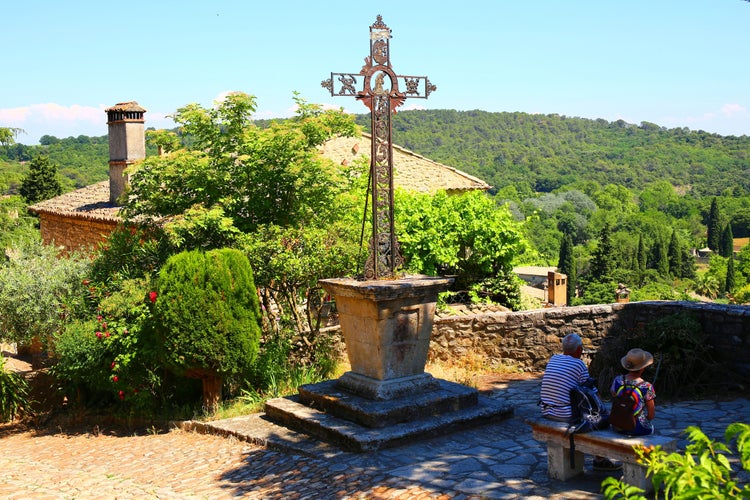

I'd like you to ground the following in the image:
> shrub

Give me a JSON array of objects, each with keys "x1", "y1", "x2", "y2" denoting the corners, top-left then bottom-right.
[
  {"x1": 0, "y1": 356, "x2": 29, "y2": 422},
  {"x1": 153, "y1": 248, "x2": 261, "y2": 411},
  {"x1": 602, "y1": 423, "x2": 750, "y2": 499},
  {"x1": 0, "y1": 240, "x2": 90, "y2": 348}
]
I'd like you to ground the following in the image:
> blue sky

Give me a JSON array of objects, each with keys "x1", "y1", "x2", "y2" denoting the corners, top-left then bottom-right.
[{"x1": 2, "y1": 1, "x2": 749, "y2": 145}]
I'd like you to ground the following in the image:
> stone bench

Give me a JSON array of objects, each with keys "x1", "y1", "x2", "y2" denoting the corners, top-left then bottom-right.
[{"x1": 527, "y1": 419, "x2": 677, "y2": 493}]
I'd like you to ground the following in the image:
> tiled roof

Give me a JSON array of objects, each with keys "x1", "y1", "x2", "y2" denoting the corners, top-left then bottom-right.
[
  {"x1": 27, "y1": 181, "x2": 121, "y2": 222},
  {"x1": 319, "y1": 133, "x2": 491, "y2": 194}
]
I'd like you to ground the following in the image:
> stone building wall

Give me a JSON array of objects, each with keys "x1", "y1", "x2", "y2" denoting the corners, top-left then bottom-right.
[
  {"x1": 429, "y1": 301, "x2": 750, "y2": 377},
  {"x1": 38, "y1": 212, "x2": 118, "y2": 253}
]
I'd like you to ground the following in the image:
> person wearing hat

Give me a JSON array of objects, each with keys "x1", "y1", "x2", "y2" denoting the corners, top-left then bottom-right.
[
  {"x1": 540, "y1": 333, "x2": 622, "y2": 471},
  {"x1": 610, "y1": 348, "x2": 657, "y2": 436}
]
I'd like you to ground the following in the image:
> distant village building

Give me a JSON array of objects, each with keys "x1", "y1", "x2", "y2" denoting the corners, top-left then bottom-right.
[
  {"x1": 513, "y1": 266, "x2": 568, "y2": 306},
  {"x1": 27, "y1": 103, "x2": 491, "y2": 254}
]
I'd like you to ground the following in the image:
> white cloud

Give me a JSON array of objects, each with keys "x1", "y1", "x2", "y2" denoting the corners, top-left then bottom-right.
[
  {"x1": 720, "y1": 103, "x2": 747, "y2": 117},
  {"x1": 0, "y1": 106, "x2": 32, "y2": 123}
]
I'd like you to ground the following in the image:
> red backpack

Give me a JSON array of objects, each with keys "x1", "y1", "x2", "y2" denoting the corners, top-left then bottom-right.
[{"x1": 609, "y1": 380, "x2": 643, "y2": 431}]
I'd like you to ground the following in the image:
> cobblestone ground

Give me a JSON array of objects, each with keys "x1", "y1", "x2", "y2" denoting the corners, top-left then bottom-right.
[{"x1": 0, "y1": 426, "x2": 453, "y2": 499}]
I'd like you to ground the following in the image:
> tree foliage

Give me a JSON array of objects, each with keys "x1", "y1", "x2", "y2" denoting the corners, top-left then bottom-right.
[
  {"x1": 396, "y1": 189, "x2": 531, "y2": 309},
  {"x1": 0, "y1": 240, "x2": 90, "y2": 346},
  {"x1": 124, "y1": 92, "x2": 358, "y2": 234},
  {"x1": 707, "y1": 197, "x2": 722, "y2": 251},
  {"x1": 19, "y1": 155, "x2": 62, "y2": 204}
]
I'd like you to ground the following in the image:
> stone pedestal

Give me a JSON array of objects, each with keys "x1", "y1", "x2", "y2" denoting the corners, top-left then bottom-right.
[
  {"x1": 320, "y1": 276, "x2": 450, "y2": 400},
  {"x1": 264, "y1": 275, "x2": 513, "y2": 451}
]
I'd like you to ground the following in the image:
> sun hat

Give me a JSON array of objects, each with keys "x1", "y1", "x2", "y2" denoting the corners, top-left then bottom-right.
[{"x1": 621, "y1": 348, "x2": 654, "y2": 372}]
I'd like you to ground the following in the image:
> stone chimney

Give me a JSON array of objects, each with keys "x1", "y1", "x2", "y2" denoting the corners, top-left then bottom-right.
[{"x1": 105, "y1": 101, "x2": 146, "y2": 204}]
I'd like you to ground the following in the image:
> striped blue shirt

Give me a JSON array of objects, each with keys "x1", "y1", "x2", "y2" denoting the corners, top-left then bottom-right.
[{"x1": 539, "y1": 354, "x2": 589, "y2": 419}]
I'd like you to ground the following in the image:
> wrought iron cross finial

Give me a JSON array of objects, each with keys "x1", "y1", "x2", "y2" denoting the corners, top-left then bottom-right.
[{"x1": 322, "y1": 16, "x2": 436, "y2": 279}]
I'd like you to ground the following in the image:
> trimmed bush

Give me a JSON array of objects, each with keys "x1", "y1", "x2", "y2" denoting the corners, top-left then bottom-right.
[{"x1": 153, "y1": 248, "x2": 261, "y2": 411}]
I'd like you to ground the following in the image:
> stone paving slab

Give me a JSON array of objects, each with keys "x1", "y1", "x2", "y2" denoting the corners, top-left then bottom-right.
[{"x1": 2, "y1": 376, "x2": 748, "y2": 498}]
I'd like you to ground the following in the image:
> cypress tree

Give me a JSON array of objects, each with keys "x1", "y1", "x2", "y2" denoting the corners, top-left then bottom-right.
[
  {"x1": 720, "y1": 223, "x2": 734, "y2": 258},
  {"x1": 590, "y1": 223, "x2": 614, "y2": 279},
  {"x1": 19, "y1": 155, "x2": 62, "y2": 204},
  {"x1": 726, "y1": 255, "x2": 736, "y2": 293},
  {"x1": 651, "y1": 237, "x2": 669, "y2": 276},
  {"x1": 707, "y1": 197, "x2": 721, "y2": 251},
  {"x1": 668, "y1": 229, "x2": 682, "y2": 277}
]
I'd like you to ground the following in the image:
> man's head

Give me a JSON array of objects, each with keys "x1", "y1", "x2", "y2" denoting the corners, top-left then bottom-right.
[{"x1": 561, "y1": 333, "x2": 583, "y2": 357}]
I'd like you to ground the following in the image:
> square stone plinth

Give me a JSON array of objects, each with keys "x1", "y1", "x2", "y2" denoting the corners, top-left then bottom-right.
[{"x1": 264, "y1": 378, "x2": 513, "y2": 452}]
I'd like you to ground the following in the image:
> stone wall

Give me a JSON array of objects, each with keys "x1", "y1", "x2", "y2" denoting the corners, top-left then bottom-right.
[
  {"x1": 429, "y1": 301, "x2": 750, "y2": 377},
  {"x1": 39, "y1": 212, "x2": 118, "y2": 253}
]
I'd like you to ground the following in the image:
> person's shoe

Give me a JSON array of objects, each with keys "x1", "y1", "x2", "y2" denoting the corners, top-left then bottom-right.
[{"x1": 593, "y1": 458, "x2": 623, "y2": 471}]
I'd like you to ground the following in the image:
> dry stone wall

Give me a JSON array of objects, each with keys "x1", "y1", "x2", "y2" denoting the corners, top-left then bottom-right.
[{"x1": 429, "y1": 301, "x2": 750, "y2": 377}]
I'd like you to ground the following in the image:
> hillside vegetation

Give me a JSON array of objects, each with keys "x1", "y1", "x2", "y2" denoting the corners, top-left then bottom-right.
[
  {"x1": 358, "y1": 110, "x2": 750, "y2": 197},
  {"x1": 3, "y1": 109, "x2": 750, "y2": 304}
]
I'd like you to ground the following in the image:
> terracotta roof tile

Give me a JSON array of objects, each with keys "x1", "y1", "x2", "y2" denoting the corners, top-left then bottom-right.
[
  {"x1": 27, "y1": 181, "x2": 121, "y2": 222},
  {"x1": 320, "y1": 133, "x2": 491, "y2": 193}
]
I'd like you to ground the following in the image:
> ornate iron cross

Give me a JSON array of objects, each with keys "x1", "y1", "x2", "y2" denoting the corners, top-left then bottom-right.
[{"x1": 322, "y1": 15, "x2": 436, "y2": 279}]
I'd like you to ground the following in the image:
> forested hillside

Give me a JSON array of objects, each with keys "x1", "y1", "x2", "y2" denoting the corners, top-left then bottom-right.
[
  {"x1": 358, "y1": 110, "x2": 750, "y2": 198},
  {"x1": 0, "y1": 134, "x2": 154, "y2": 193}
]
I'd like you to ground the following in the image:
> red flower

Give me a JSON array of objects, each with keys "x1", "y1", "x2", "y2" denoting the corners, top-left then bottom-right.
[
  {"x1": 112, "y1": 375, "x2": 119, "y2": 383},
  {"x1": 148, "y1": 291, "x2": 158, "y2": 303},
  {"x1": 105, "y1": 332, "x2": 110, "y2": 338},
  {"x1": 101, "y1": 322, "x2": 107, "y2": 330},
  {"x1": 95, "y1": 332, "x2": 102, "y2": 339},
  {"x1": 118, "y1": 390, "x2": 125, "y2": 400},
  {"x1": 111, "y1": 361, "x2": 116, "y2": 369}
]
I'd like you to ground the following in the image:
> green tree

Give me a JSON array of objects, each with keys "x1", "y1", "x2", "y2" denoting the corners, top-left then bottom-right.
[
  {"x1": 737, "y1": 243, "x2": 750, "y2": 280},
  {"x1": 726, "y1": 255, "x2": 736, "y2": 294},
  {"x1": 695, "y1": 273, "x2": 721, "y2": 299},
  {"x1": 0, "y1": 127, "x2": 24, "y2": 153},
  {"x1": 589, "y1": 223, "x2": 614, "y2": 279},
  {"x1": 557, "y1": 233, "x2": 576, "y2": 304},
  {"x1": 153, "y1": 248, "x2": 261, "y2": 411},
  {"x1": 396, "y1": 190, "x2": 531, "y2": 309},
  {"x1": 124, "y1": 92, "x2": 358, "y2": 234},
  {"x1": 707, "y1": 197, "x2": 721, "y2": 251},
  {"x1": 0, "y1": 240, "x2": 90, "y2": 351},
  {"x1": 719, "y1": 223, "x2": 734, "y2": 258},
  {"x1": 667, "y1": 229, "x2": 682, "y2": 277},
  {"x1": 19, "y1": 155, "x2": 62, "y2": 204},
  {"x1": 636, "y1": 233, "x2": 647, "y2": 284},
  {"x1": 649, "y1": 236, "x2": 669, "y2": 277}
]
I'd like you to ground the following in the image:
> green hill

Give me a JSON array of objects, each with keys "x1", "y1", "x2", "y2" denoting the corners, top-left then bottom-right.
[{"x1": 357, "y1": 109, "x2": 750, "y2": 197}]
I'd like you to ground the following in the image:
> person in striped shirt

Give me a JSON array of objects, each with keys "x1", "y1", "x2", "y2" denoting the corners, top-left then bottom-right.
[{"x1": 539, "y1": 333, "x2": 621, "y2": 471}]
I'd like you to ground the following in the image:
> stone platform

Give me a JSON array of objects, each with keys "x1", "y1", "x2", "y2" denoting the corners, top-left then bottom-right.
[{"x1": 265, "y1": 378, "x2": 513, "y2": 452}]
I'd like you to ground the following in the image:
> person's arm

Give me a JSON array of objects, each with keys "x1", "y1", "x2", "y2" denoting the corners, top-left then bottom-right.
[{"x1": 645, "y1": 399, "x2": 655, "y2": 420}]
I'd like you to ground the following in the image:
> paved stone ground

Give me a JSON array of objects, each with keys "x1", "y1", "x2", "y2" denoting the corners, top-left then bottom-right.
[{"x1": 2, "y1": 373, "x2": 749, "y2": 499}]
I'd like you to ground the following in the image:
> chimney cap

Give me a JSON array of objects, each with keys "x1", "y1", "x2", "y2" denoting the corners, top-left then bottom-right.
[{"x1": 105, "y1": 101, "x2": 147, "y2": 113}]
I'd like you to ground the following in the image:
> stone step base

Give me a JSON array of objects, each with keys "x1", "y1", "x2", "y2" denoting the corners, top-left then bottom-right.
[
  {"x1": 298, "y1": 378, "x2": 479, "y2": 428},
  {"x1": 265, "y1": 380, "x2": 513, "y2": 452}
]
